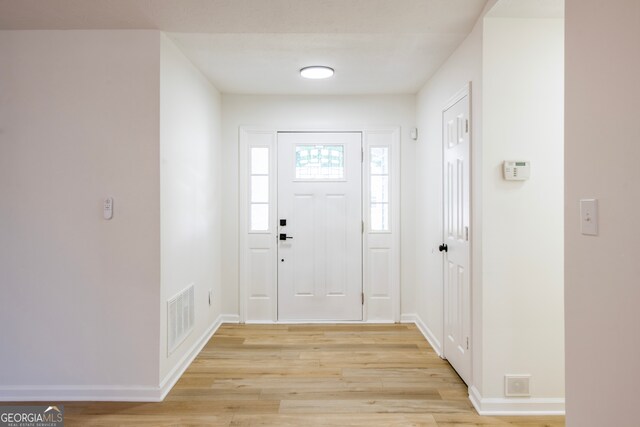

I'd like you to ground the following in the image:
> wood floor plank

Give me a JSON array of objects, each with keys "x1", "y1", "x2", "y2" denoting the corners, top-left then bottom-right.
[
  {"x1": 278, "y1": 398, "x2": 475, "y2": 414},
  {"x1": 12, "y1": 323, "x2": 563, "y2": 426},
  {"x1": 433, "y1": 413, "x2": 566, "y2": 426},
  {"x1": 230, "y1": 413, "x2": 438, "y2": 426},
  {"x1": 259, "y1": 388, "x2": 443, "y2": 401},
  {"x1": 64, "y1": 414, "x2": 234, "y2": 426}
]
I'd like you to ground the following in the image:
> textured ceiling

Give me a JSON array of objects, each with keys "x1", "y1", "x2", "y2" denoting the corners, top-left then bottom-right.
[
  {"x1": 0, "y1": 0, "x2": 489, "y2": 94},
  {"x1": 167, "y1": 32, "x2": 471, "y2": 94}
]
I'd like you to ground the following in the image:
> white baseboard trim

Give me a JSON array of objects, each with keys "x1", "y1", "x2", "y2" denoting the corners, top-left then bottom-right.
[
  {"x1": 219, "y1": 314, "x2": 240, "y2": 323},
  {"x1": 158, "y1": 313, "x2": 227, "y2": 400},
  {"x1": 0, "y1": 314, "x2": 227, "y2": 402},
  {"x1": 400, "y1": 317, "x2": 565, "y2": 416},
  {"x1": 0, "y1": 384, "x2": 163, "y2": 402},
  {"x1": 399, "y1": 313, "x2": 414, "y2": 323},
  {"x1": 469, "y1": 385, "x2": 565, "y2": 415},
  {"x1": 400, "y1": 313, "x2": 443, "y2": 357}
]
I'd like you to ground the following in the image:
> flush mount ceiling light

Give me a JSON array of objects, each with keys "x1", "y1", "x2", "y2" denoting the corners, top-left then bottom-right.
[{"x1": 300, "y1": 66, "x2": 334, "y2": 79}]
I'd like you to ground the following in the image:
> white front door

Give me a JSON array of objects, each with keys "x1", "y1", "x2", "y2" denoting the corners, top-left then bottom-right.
[
  {"x1": 442, "y1": 89, "x2": 472, "y2": 384},
  {"x1": 277, "y1": 132, "x2": 363, "y2": 321}
]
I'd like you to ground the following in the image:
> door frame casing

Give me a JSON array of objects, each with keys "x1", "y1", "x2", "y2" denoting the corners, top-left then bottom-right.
[
  {"x1": 441, "y1": 83, "x2": 473, "y2": 381},
  {"x1": 239, "y1": 126, "x2": 401, "y2": 323}
]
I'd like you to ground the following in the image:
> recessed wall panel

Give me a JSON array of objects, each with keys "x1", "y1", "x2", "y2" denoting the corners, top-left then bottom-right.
[
  {"x1": 249, "y1": 248, "x2": 272, "y2": 298},
  {"x1": 293, "y1": 194, "x2": 315, "y2": 296},
  {"x1": 370, "y1": 248, "x2": 391, "y2": 298},
  {"x1": 325, "y1": 194, "x2": 347, "y2": 296}
]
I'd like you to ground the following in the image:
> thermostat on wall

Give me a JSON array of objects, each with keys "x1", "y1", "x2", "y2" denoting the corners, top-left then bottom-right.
[{"x1": 503, "y1": 160, "x2": 530, "y2": 181}]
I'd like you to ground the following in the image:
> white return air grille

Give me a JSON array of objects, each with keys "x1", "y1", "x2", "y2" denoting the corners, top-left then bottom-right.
[
  {"x1": 167, "y1": 284, "x2": 195, "y2": 355},
  {"x1": 505, "y1": 374, "x2": 531, "y2": 397}
]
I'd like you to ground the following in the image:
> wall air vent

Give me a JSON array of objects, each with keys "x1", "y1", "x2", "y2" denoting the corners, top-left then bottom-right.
[
  {"x1": 504, "y1": 374, "x2": 531, "y2": 397},
  {"x1": 167, "y1": 284, "x2": 195, "y2": 355}
]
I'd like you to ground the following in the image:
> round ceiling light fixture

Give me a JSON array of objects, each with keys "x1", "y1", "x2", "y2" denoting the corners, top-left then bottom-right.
[{"x1": 300, "y1": 66, "x2": 334, "y2": 79}]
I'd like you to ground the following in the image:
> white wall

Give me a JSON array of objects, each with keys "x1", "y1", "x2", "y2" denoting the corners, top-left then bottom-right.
[
  {"x1": 0, "y1": 30, "x2": 225, "y2": 401},
  {"x1": 415, "y1": 0, "x2": 565, "y2": 411},
  {"x1": 565, "y1": 0, "x2": 640, "y2": 425},
  {"x1": 221, "y1": 95, "x2": 416, "y2": 318},
  {"x1": 0, "y1": 31, "x2": 161, "y2": 391},
  {"x1": 159, "y1": 35, "x2": 222, "y2": 382},
  {"x1": 482, "y1": 17, "x2": 564, "y2": 400},
  {"x1": 414, "y1": 3, "x2": 485, "y2": 383}
]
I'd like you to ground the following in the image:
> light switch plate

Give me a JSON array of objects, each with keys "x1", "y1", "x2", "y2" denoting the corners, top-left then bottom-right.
[{"x1": 580, "y1": 198, "x2": 598, "y2": 236}]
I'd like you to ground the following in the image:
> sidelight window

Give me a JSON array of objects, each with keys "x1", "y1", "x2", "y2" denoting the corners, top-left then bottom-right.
[
  {"x1": 370, "y1": 146, "x2": 389, "y2": 231},
  {"x1": 250, "y1": 147, "x2": 270, "y2": 231}
]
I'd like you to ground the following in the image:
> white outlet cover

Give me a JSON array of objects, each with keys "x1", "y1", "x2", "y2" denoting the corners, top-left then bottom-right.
[{"x1": 580, "y1": 198, "x2": 598, "y2": 236}]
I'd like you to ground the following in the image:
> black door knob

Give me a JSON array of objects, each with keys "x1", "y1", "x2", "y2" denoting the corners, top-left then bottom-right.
[
  {"x1": 439, "y1": 243, "x2": 448, "y2": 252},
  {"x1": 279, "y1": 233, "x2": 294, "y2": 241}
]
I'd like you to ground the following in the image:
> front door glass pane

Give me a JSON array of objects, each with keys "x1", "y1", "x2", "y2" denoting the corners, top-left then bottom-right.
[{"x1": 295, "y1": 145, "x2": 344, "y2": 179}]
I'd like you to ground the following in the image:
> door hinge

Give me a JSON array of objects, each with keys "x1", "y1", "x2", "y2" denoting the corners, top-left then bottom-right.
[
  {"x1": 465, "y1": 226, "x2": 469, "y2": 241},
  {"x1": 361, "y1": 147, "x2": 364, "y2": 163},
  {"x1": 465, "y1": 119, "x2": 469, "y2": 133},
  {"x1": 466, "y1": 337, "x2": 470, "y2": 350},
  {"x1": 362, "y1": 292, "x2": 365, "y2": 305},
  {"x1": 362, "y1": 220, "x2": 365, "y2": 234}
]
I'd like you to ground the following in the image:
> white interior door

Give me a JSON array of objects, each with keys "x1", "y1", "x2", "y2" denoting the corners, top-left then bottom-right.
[
  {"x1": 277, "y1": 132, "x2": 362, "y2": 321},
  {"x1": 442, "y1": 90, "x2": 471, "y2": 384}
]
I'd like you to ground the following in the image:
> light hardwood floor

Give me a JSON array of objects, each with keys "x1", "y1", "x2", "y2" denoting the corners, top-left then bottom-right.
[{"x1": 47, "y1": 324, "x2": 565, "y2": 426}]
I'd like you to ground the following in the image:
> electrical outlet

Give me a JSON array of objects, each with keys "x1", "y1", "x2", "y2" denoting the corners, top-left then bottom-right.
[{"x1": 580, "y1": 198, "x2": 598, "y2": 236}]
